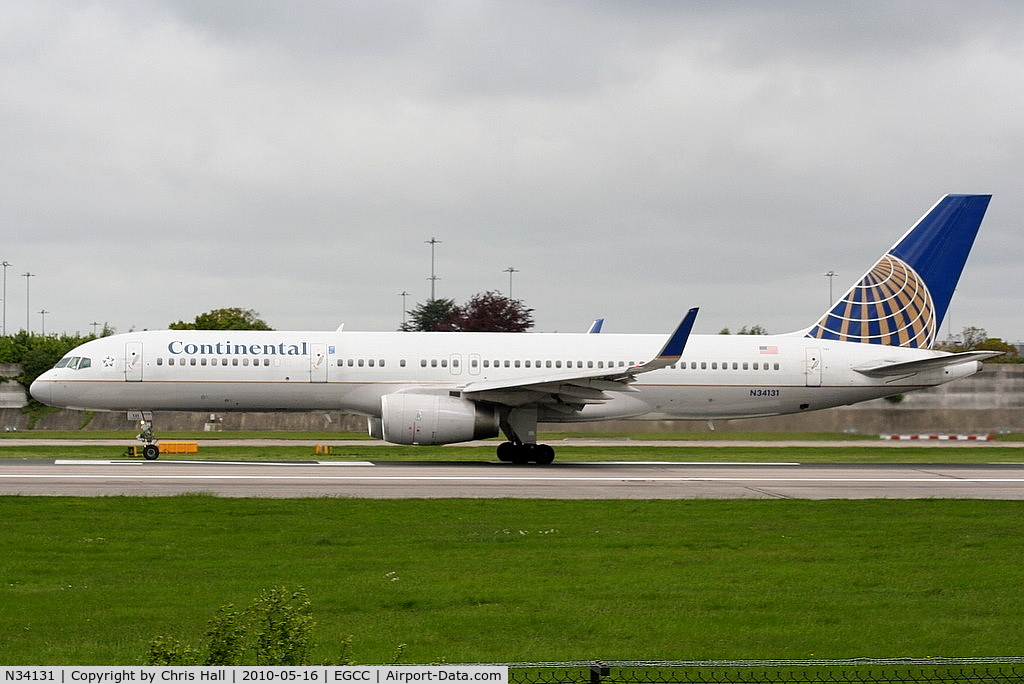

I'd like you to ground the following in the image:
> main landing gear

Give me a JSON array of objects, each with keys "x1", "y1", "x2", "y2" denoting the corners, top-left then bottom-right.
[
  {"x1": 496, "y1": 441, "x2": 555, "y2": 465},
  {"x1": 137, "y1": 418, "x2": 160, "y2": 460},
  {"x1": 496, "y1": 406, "x2": 555, "y2": 464}
]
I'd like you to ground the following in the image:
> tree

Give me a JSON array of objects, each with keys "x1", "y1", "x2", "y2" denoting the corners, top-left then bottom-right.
[
  {"x1": 439, "y1": 291, "x2": 534, "y2": 332},
  {"x1": 719, "y1": 325, "x2": 767, "y2": 335},
  {"x1": 170, "y1": 308, "x2": 273, "y2": 331},
  {"x1": 934, "y1": 326, "x2": 1019, "y2": 360},
  {"x1": 401, "y1": 298, "x2": 456, "y2": 332}
]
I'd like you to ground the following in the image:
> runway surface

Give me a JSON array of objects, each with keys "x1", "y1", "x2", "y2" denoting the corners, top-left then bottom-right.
[{"x1": 4, "y1": 459, "x2": 1024, "y2": 499}]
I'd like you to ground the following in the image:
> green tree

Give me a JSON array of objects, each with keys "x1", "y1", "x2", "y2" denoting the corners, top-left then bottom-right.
[
  {"x1": 170, "y1": 308, "x2": 273, "y2": 330},
  {"x1": 0, "y1": 331, "x2": 97, "y2": 390},
  {"x1": 401, "y1": 298, "x2": 456, "y2": 332}
]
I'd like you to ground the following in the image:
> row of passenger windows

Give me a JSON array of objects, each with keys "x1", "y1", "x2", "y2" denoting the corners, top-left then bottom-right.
[
  {"x1": 152, "y1": 356, "x2": 781, "y2": 372},
  {"x1": 156, "y1": 357, "x2": 273, "y2": 367}
]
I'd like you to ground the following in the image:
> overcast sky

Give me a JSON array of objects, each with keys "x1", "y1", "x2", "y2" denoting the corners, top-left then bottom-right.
[{"x1": 3, "y1": 1, "x2": 1022, "y2": 342}]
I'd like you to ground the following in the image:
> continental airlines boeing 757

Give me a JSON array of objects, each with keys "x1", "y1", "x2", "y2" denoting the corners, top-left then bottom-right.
[{"x1": 31, "y1": 194, "x2": 998, "y2": 463}]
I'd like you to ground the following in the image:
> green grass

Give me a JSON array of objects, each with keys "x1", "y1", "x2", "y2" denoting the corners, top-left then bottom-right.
[
  {"x1": 4, "y1": 430, "x2": 1020, "y2": 442},
  {"x1": 3, "y1": 443, "x2": 1024, "y2": 463},
  {"x1": 2, "y1": 497, "x2": 1024, "y2": 664}
]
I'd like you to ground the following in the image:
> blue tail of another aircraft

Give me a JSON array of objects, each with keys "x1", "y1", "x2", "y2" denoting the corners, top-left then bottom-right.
[{"x1": 804, "y1": 194, "x2": 991, "y2": 349}]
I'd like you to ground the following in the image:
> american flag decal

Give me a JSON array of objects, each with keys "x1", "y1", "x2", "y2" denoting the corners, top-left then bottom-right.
[{"x1": 759, "y1": 345, "x2": 779, "y2": 354}]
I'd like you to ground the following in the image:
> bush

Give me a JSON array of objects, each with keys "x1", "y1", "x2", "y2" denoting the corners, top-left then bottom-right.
[{"x1": 145, "y1": 586, "x2": 316, "y2": 666}]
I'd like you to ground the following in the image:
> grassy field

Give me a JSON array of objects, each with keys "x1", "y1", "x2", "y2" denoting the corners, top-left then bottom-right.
[{"x1": 3, "y1": 497, "x2": 1024, "y2": 665}]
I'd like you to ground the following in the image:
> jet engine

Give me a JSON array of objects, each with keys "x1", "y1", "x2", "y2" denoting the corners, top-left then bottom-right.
[{"x1": 375, "y1": 393, "x2": 499, "y2": 446}]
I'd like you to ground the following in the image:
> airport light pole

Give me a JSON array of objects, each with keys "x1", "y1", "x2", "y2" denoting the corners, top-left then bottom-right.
[
  {"x1": 22, "y1": 272, "x2": 34, "y2": 333},
  {"x1": 1, "y1": 260, "x2": 10, "y2": 336},
  {"x1": 425, "y1": 237, "x2": 441, "y2": 301},
  {"x1": 504, "y1": 266, "x2": 519, "y2": 299},
  {"x1": 39, "y1": 309, "x2": 48, "y2": 336},
  {"x1": 398, "y1": 290, "x2": 409, "y2": 327},
  {"x1": 824, "y1": 270, "x2": 837, "y2": 305}
]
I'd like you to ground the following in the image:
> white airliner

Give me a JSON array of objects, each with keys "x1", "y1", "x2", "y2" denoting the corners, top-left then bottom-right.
[{"x1": 31, "y1": 194, "x2": 999, "y2": 463}]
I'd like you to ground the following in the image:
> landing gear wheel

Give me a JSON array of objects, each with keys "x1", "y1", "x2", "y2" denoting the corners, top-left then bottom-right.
[
  {"x1": 496, "y1": 442, "x2": 516, "y2": 462},
  {"x1": 495, "y1": 441, "x2": 556, "y2": 464},
  {"x1": 534, "y1": 444, "x2": 555, "y2": 465},
  {"x1": 142, "y1": 444, "x2": 160, "y2": 460}
]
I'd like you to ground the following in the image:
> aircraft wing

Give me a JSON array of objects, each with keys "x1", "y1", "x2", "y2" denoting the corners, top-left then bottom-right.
[
  {"x1": 461, "y1": 308, "x2": 698, "y2": 409},
  {"x1": 853, "y1": 350, "x2": 1003, "y2": 378}
]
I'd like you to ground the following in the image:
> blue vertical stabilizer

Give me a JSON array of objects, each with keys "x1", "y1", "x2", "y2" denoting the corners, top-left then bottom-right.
[{"x1": 805, "y1": 194, "x2": 991, "y2": 348}]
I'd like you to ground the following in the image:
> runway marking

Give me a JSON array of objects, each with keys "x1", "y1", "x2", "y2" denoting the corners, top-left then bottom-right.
[
  {"x1": 53, "y1": 460, "x2": 375, "y2": 467},
  {"x1": 13, "y1": 473, "x2": 1024, "y2": 484}
]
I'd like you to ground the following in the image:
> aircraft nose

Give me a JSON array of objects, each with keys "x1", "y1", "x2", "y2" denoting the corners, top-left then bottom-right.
[{"x1": 29, "y1": 376, "x2": 51, "y2": 405}]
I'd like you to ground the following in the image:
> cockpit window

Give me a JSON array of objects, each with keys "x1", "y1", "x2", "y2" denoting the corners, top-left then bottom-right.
[{"x1": 53, "y1": 356, "x2": 91, "y2": 370}]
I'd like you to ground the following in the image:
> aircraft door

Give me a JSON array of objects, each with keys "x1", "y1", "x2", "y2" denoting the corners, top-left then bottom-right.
[
  {"x1": 310, "y1": 343, "x2": 328, "y2": 383},
  {"x1": 805, "y1": 347, "x2": 822, "y2": 387},
  {"x1": 125, "y1": 341, "x2": 143, "y2": 382}
]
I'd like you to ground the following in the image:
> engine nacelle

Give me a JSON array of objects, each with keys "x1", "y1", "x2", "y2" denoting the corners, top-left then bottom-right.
[{"x1": 378, "y1": 393, "x2": 500, "y2": 446}]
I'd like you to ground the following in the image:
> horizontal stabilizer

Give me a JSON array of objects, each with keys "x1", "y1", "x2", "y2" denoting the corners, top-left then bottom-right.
[{"x1": 853, "y1": 351, "x2": 1003, "y2": 378}]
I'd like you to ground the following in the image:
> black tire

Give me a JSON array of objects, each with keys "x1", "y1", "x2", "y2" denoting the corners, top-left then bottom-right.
[
  {"x1": 534, "y1": 444, "x2": 555, "y2": 465},
  {"x1": 142, "y1": 444, "x2": 160, "y2": 460},
  {"x1": 496, "y1": 441, "x2": 516, "y2": 462}
]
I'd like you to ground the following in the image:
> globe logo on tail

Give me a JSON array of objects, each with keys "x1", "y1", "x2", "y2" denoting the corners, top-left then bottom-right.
[{"x1": 806, "y1": 254, "x2": 936, "y2": 348}]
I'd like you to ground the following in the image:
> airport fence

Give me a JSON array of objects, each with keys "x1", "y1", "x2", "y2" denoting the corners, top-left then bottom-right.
[{"x1": 506, "y1": 658, "x2": 1024, "y2": 684}]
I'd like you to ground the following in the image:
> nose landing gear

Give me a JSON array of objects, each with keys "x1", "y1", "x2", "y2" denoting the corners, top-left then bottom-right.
[{"x1": 137, "y1": 419, "x2": 160, "y2": 460}]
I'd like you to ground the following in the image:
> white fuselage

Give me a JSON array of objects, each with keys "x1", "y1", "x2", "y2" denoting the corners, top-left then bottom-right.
[{"x1": 30, "y1": 329, "x2": 981, "y2": 423}]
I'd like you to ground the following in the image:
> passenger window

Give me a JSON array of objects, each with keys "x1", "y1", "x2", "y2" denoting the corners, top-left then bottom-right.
[
  {"x1": 233, "y1": 359, "x2": 239, "y2": 366},
  {"x1": 773, "y1": 362, "x2": 780, "y2": 370},
  {"x1": 190, "y1": 358, "x2": 197, "y2": 366},
  {"x1": 514, "y1": 360, "x2": 521, "y2": 368},
  {"x1": 201, "y1": 358, "x2": 208, "y2": 366},
  {"x1": 379, "y1": 359, "x2": 385, "y2": 367},
  {"x1": 157, "y1": 358, "x2": 163, "y2": 366},
  {"x1": 712, "y1": 362, "x2": 718, "y2": 370},
  {"x1": 400, "y1": 359, "x2": 406, "y2": 367}
]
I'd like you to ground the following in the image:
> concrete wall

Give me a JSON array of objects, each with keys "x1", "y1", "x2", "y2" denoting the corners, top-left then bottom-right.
[
  {"x1": 3, "y1": 363, "x2": 1022, "y2": 435},
  {"x1": 0, "y1": 364, "x2": 26, "y2": 410}
]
